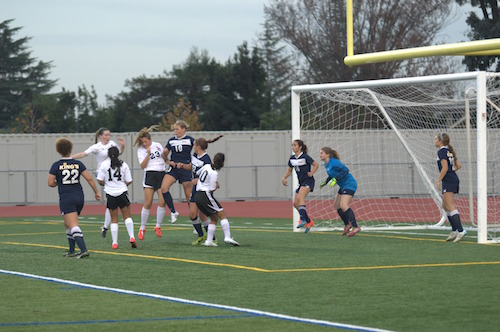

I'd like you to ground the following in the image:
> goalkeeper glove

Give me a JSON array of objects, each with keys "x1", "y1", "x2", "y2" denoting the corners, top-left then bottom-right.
[
  {"x1": 320, "y1": 178, "x2": 337, "y2": 188},
  {"x1": 329, "y1": 178, "x2": 337, "y2": 187}
]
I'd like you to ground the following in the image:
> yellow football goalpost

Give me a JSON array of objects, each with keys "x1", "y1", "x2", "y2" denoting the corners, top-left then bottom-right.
[{"x1": 344, "y1": 0, "x2": 500, "y2": 66}]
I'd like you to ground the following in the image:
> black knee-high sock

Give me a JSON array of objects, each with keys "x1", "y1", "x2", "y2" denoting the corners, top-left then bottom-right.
[
  {"x1": 344, "y1": 208, "x2": 358, "y2": 228},
  {"x1": 192, "y1": 220, "x2": 204, "y2": 237},
  {"x1": 298, "y1": 205, "x2": 310, "y2": 222},
  {"x1": 447, "y1": 215, "x2": 457, "y2": 231},
  {"x1": 163, "y1": 192, "x2": 176, "y2": 213},
  {"x1": 450, "y1": 213, "x2": 463, "y2": 232},
  {"x1": 337, "y1": 209, "x2": 349, "y2": 225}
]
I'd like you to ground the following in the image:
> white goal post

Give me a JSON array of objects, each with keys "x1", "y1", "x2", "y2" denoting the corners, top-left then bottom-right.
[{"x1": 291, "y1": 72, "x2": 500, "y2": 244}]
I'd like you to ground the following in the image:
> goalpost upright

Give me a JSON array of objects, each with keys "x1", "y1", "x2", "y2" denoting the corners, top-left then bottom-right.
[{"x1": 291, "y1": 72, "x2": 497, "y2": 243}]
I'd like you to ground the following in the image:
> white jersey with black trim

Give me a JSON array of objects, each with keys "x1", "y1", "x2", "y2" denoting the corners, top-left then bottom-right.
[
  {"x1": 195, "y1": 164, "x2": 218, "y2": 192},
  {"x1": 96, "y1": 159, "x2": 132, "y2": 197},
  {"x1": 137, "y1": 141, "x2": 166, "y2": 172},
  {"x1": 84, "y1": 140, "x2": 119, "y2": 169}
]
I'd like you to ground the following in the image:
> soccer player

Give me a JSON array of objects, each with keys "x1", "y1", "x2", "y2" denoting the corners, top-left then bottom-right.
[
  {"x1": 134, "y1": 126, "x2": 172, "y2": 240},
  {"x1": 282, "y1": 139, "x2": 319, "y2": 233},
  {"x1": 160, "y1": 120, "x2": 195, "y2": 226},
  {"x1": 190, "y1": 135, "x2": 223, "y2": 245},
  {"x1": 319, "y1": 147, "x2": 360, "y2": 237},
  {"x1": 96, "y1": 146, "x2": 136, "y2": 249},
  {"x1": 434, "y1": 133, "x2": 466, "y2": 242},
  {"x1": 48, "y1": 138, "x2": 101, "y2": 258},
  {"x1": 71, "y1": 127, "x2": 125, "y2": 237},
  {"x1": 194, "y1": 153, "x2": 239, "y2": 247}
]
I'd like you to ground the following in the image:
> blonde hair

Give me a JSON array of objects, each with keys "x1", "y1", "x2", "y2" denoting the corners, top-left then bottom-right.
[
  {"x1": 172, "y1": 120, "x2": 189, "y2": 130},
  {"x1": 134, "y1": 125, "x2": 158, "y2": 147}
]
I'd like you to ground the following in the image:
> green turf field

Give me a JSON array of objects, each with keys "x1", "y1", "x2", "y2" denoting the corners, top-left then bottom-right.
[{"x1": 1, "y1": 215, "x2": 499, "y2": 331}]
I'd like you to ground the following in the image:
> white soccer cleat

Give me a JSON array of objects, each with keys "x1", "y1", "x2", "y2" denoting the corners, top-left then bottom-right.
[
  {"x1": 446, "y1": 231, "x2": 458, "y2": 242},
  {"x1": 453, "y1": 230, "x2": 467, "y2": 243},
  {"x1": 224, "y1": 238, "x2": 240, "y2": 246},
  {"x1": 171, "y1": 211, "x2": 179, "y2": 224},
  {"x1": 204, "y1": 241, "x2": 218, "y2": 247}
]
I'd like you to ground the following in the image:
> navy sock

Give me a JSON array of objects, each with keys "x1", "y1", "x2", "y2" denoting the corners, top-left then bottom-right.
[
  {"x1": 337, "y1": 209, "x2": 349, "y2": 225},
  {"x1": 192, "y1": 221, "x2": 204, "y2": 237},
  {"x1": 450, "y1": 214, "x2": 463, "y2": 232},
  {"x1": 67, "y1": 236, "x2": 75, "y2": 252},
  {"x1": 298, "y1": 205, "x2": 310, "y2": 222},
  {"x1": 73, "y1": 235, "x2": 87, "y2": 252},
  {"x1": 345, "y1": 208, "x2": 358, "y2": 228},
  {"x1": 447, "y1": 215, "x2": 457, "y2": 231},
  {"x1": 163, "y1": 192, "x2": 176, "y2": 213}
]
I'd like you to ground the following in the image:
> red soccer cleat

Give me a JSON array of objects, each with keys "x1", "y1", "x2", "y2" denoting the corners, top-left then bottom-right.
[
  {"x1": 304, "y1": 220, "x2": 315, "y2": 234},
  {"x1": 112, "y1": 243, "x2": 118, "y2": 249},
  {"x1": 155, "y1": 226, "x2": 162, "y2": 237},
  {"x1": 347, "y1": 227, "x2": 361, "y2": 237},
  {"x1": 138, "y1": 229, "x2": 145, "y2": 241},
  {"x1": 342, "y1": 223, "x2": 352, "y2": 236},
  {"x1": 130, "y1": 238, "x2": 137, "y2": 248}
]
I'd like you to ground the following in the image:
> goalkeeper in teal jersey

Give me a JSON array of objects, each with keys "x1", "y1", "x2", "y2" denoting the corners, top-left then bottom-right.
[{"x1": 319, "y1": 146, "x2": 361, "y2": 237}]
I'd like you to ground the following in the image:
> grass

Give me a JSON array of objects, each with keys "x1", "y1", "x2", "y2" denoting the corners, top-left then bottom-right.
[{"x1": 1, "y1": 215, "x2": 499, "y2": 331}]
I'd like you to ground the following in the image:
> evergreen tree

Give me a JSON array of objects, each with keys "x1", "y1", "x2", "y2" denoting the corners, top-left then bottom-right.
[{"x1": 0, "y1": 19, "x2": 56, "y2": 131}]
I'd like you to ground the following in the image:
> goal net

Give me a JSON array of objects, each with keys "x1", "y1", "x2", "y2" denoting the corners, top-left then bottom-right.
[{"x1": 291, "y1": 72, "x2": 500, "y2": 243}]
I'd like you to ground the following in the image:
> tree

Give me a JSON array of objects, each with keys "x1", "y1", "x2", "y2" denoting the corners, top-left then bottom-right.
[
  {"x1": 263, "y1": 0, "x2": 456, "y2": 83},
  {"x1": 456, "y1": 0, "x2": 500, "y2": 71},
  {"x1": 0, "y1": 19, "x2": 56, "y2": 131},
  {"x1": 158, "y1": 98, "x2": 202, "y2": 131}
]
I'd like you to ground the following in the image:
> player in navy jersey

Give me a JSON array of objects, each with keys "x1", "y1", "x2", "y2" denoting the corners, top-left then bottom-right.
[
  {"x1": 435, "y1": 133, "x2": 466, "y2": 242},
  {"x1": 319, "y1": 146, "x2": 360, "y2": 237},
  {"x1": 282, "y1": 139, "x2": 319, "y2": 234},
  {"x1": 71, "y1": 127, "x2": 125, "y2": 238},
  {"x1": 96, "y1": 146, "x2": 136, "y2": 249},
  {"x1": 134, "y1": 126, "x2": 174, "y2": 240},
  {"x1": 161, "y1": 120, "x2": 195, "y2": 219},
  {"x1": 48, "y1": 138, "x2": 101, "y2": 259},
  {"x1": 194, "y1": 153, "x2": 239, "y2": 247},
  {"x1": 189, "y1": 135, "x2": 223, "y2": 245}
]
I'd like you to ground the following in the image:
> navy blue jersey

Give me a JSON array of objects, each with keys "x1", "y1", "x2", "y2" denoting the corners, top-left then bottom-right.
[
  {"x1": 49, "y1": 158, "x2": 87, "y2": 196},
  {"x1": 165, "y1": 135, "x2": 195, "y2": 163},
  {"x1": 437, "y1": 146, "x2": 459, "y2": 183},
  {"x1": 192, "y1": 152, "x2": 212, "y2": 178},
  {"x1": 288, "y1": 152, "x2": 315, "y2": 184}
]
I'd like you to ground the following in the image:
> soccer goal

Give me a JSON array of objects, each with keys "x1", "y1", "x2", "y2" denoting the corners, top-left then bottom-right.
[{"x1": 291, "y1": 72, "x2": 500, "y2": 244}]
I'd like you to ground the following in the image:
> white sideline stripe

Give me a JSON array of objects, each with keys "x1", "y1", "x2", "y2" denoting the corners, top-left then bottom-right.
[{"x1": 1, "y1": 269, "x2": 392, "y2": 332}]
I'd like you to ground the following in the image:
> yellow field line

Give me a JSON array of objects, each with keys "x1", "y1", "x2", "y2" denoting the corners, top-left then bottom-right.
[{"x1": 3, "y1": 241, "x2": 500, "y2": 273}]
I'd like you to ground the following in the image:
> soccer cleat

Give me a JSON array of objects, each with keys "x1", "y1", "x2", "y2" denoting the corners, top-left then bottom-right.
[
  {"x1": 63, "y1": 251, "x2": 78, "y2": 257},
  {"x1": 224, "y1": 237, "x2": 240, "y2": 246},
  {"x1": 75, "y1": 251, "x2": 90, "y2": 259},
  {"x1": 171, "y1": 211, "x2": 179, "y2": 224},
  {"x1": 130, "y1": 238, "x2": 137, "y2": 248},
  {"x1": 297, "y1": 220, "x2": 307, "y2": 228},
  {"x1": 192, "y1": 234, "x2": 207, "y2": 246},
  {"x1": 304, "y1": 220, "x2": 315, "y2": 234},
  {"x1": 204, "y1": 241, "x2": 218, "y2": 247},
  {"x1": 138, "y1": 229, "x2": 145, "y2": 241},
  {"x1": 155, "y1": 226, "x2": 162, "y2": 237},
  {"x1": 101, "y1": 227, "x2": 108, "y2": 238},
  {"x1": 347, "y1": 226, "x2": 361, "y2": 237},
  {"x1": 112, "y1": 243, "x2": 118, "y2": 249},
  {"x1": 342, "y1": 223, "x2": 352, "y2": 236},
  {"x1": 453, "y1": 230, "x2": 467, "y2": 243},
  {"x1": 446, "y1": 231, "x2": 458, "y2": 242}
]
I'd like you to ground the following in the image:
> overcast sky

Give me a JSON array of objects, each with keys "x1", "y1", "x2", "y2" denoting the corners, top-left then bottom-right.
[{"x1": 2, "y1": 1, "x2": 478, "y2": 104}]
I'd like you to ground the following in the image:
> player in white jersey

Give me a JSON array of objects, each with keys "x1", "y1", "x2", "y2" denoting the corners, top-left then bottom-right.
[
  {"x1": 134, "y1": 126, "x2": 172, "y2": 240},
  {"x1": 194, "y1": 153, "x2": 239, "y2": 247},
  {"x1": 71, "y1": 127, "x2": 125, "y2": 237},
  {"x1": 97, "y1": 146, "x2": 135, "y2": 249}
]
